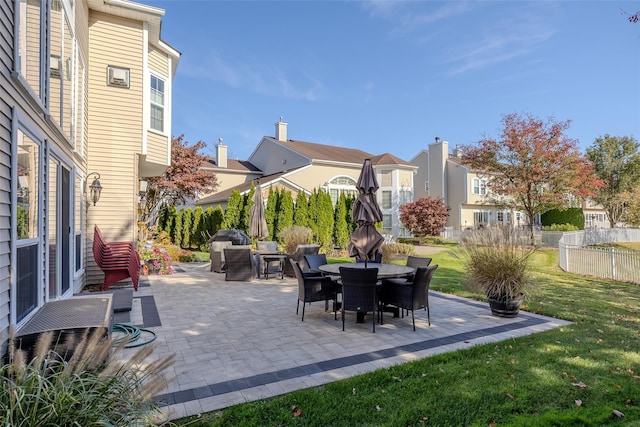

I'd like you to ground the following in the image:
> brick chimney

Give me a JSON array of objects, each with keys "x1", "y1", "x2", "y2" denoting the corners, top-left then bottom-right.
[
  {"x1": 275, "y1": 116, "x2": 287, "y2": 142},
  {"x1": 216, "y1": 138, "x2": 227, "y2": 168}
]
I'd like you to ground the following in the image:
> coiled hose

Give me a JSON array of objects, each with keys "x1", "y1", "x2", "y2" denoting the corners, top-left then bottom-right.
[{"x1": 112, "y1": 323, "x2": 157, "y2": 348}]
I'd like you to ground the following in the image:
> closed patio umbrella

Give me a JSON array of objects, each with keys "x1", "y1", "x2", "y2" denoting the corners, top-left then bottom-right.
[
  {"x1": 348, "y1": 159, "x2": 384, "y2": 267},
  {"x1": 249, "y1": 184, "x2": 268, "y2": 240}
]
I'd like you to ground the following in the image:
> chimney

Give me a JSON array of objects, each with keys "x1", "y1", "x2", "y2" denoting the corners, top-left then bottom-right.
[
  {"x1": 216, "y1": 138, "x2": 227, "y2": 168},
  {"x1": 275, "y1": 116, "x2": 287, "y2": 142},
  {"x1": 452, "y1": 145, "x2": 462, "y2": 158}
]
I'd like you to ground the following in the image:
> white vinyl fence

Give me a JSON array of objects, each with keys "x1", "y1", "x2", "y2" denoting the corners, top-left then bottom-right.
[{"x1": 559, "y1": 229, "x2": 640, "y2": 284}]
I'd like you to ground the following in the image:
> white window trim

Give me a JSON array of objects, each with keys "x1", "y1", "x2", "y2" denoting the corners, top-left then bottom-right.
[{"x1": 11, "y1": 108, "x2": 45, "y2": 328}]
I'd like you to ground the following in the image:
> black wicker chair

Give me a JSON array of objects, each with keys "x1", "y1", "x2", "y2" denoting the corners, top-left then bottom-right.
[
  {"x1": 404, "y1": 255, "x2": 432, "y2": 282},
  {"x1": 303, "y1": 254, "x2": 329, "y2": 277},
  {"x1": 379, "y1": 265, "x2": 438, "y2": 330},
  {"x1": 283, "y1": 244, "x2": 320, "y2": 277},
  {"x1": 290, "y1": 260, "x2": 341, "y2": 321},
  {"x1": 339, "y1": 267, "x2": 379, "y2": 333},
  {"x1": 223, "y1": 248, "x2": 257, "y2": 281}
]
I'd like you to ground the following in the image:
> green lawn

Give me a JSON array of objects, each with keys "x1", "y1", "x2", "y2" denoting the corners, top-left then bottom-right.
[{"x1": 171, "y1": 249, "x2": 640, "y2": 426}]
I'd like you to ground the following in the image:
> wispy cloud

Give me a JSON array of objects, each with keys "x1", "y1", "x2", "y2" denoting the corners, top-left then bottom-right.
[
  {"x1": 179, "y1": 49, "x2": 322, "y2": 101},
  {"x1": 443, "y1": 16, "x2": 555, "y2": 76}
]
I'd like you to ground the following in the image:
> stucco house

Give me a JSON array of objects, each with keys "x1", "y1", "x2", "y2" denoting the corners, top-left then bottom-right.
[
  {"x1": 411, "y1": 138, "x2": 608, "y2": 230},
  {"x1": 3, "y1": 0, "x2": 178, "y2": 350},
  {"x1": 197, "y1": 118, "x2": 418, "y2": 238}
]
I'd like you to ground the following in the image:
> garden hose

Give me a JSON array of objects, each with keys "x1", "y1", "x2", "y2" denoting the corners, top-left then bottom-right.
[{"x1": 112, "y1": 323, "x2": 157, "y2": 348}]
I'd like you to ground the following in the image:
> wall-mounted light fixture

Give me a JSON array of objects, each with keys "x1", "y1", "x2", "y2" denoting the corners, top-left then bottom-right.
[{"x1": 86, "y1": 172, "x2": 102, "y2": 206}]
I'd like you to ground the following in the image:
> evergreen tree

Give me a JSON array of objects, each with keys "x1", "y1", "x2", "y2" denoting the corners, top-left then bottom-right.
[
  {"x1": 224, "y1": 190, "x2": 242, "y2": 229},
  {"x1": 239, "y1": 186, "x2": 254, "y2": 234},
  {"x1": 307, "y1": 189, "x2": 320, "y2": 241},
  {"x1": 211, "y1": 206, "x2": 225, "y2": 235},
  {"x1": 316, "y1": 190, "x2": 335, "y2": 251},
  {"x1": 265, "y1": 186, "x2": 278, "y2": 240},
  {"x1": 166, "y1": 206, "x2": 177, "y2": 240},
  {"x1": 157, "y1": 205, "x2": 170, "y2": 232},
  {"x1": 192, "y1": 206, "x2": 204, "y2": 248},
  {"x1": 345, "y1": 193, "x2": 356, "y2": 234},
  {"x1": 276, "y1": 189, "x2": 294, "y2": 241},
  {"x1": 333, "y1": 192, "x2": 349, "y2": 248},
  {"x1": 182, "y1": 208, "x2": 193, "y2": 248},
  {"x1": 173, "y1": 209, "x2": 183, "y2": 246},
  {"x1": 293, "y1": 191, "x2": 309, "y2": 227}
]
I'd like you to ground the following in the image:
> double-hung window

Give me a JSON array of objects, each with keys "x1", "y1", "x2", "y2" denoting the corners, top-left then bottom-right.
[
  {"x1": 150, "y1": 75, "x2": 165, "y2": 132},
  {"x1": 472, "y1": 178, "x2": 487, "y2": 195}
]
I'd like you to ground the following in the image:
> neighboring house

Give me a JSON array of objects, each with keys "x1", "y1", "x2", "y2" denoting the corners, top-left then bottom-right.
[
  {"x1": 197, "y1": 118, "x2": 418, "y2": 238},
  {"x1": 412, "y1": 138, "x2": 608, "y2": 230},
  {"x1": 2, "y1": 0, "x2": 178, "y2": 351}
]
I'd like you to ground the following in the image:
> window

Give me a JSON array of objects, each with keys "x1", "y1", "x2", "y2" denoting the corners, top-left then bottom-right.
[
  {"x1": 15, "y1": 126, "x2": 42, "y2": 323},
  {"x1": 381, "y1": 190, "x2": 392, "y2": 209},
  {"x1": 150, "y1": 75, "x2": 165, "y2": 132},
  {"x1": 327, "y1": 176, "x2": 357, "y2": 205},
  {"x1": 473, "y1": 210, "x2": 490, "y2": 227},
  {"x1": 472, "y1": 178, "x2": 487, "y2": 195},
  {"x1": 380, "y1": 170, "x2": 392, "y2": 187},
  {"x1": 16, "y1": 0, "x2": 44, "y2": 100},
  {"x1": 382, "y1": 214, "x2": 392, "y2": 230},
  {"x1": 49, "y1": 1, "x2": 74, "y2": 138},
  {"x1": 399, "y1": 189, "x2": 412, "y2": 205}
]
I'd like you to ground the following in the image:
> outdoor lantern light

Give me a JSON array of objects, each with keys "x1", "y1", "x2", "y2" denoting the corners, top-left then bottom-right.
[{"x1": 87, "y1": 172, "x2": 102, "y2": 206}]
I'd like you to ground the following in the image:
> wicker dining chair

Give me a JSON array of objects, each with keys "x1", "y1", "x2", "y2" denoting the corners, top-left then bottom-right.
[
  {"x1": 379, "y1": 265, "x2": 438, "y2": 330},
  {"x1": 223, "y1": 248, "x2": 257, "y2": 281},
  {"x1": 404, "y1": 255, "x2": 433, "y2": 282},
  {"x1": 339, "y1": 267, "x2": 379, "y2": 333},
  {"x1": 290, "y1": 260, "x2": 340, "y2": 321},
  {"x1": 303, "y1": 253, "x2": 329, "y2": 277}
]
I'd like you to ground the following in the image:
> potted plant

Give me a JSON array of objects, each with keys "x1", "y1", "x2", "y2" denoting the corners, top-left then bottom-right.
[{"x1": 453, "y1": 226, "x2": 535, "y2": 317}]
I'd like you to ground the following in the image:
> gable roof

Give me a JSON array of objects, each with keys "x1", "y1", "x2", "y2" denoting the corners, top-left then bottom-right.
[
  {"x1": 371, "y1": 153, "x2": 415, "y2": 168},
  {"x1": 201, "y1": 157, "x2": 262, "y2": 173},
  {"x1": 267, "y1": 137, "x2": 375, "y2": 165},
  {"x1": 195, "y1": 170, "x2": 304, "y2": 205}
]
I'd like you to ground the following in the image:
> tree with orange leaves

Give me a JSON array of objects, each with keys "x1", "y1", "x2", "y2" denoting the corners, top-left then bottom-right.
[{"x1": 461, "y1": 113, "x2": 603, "y2": 244}]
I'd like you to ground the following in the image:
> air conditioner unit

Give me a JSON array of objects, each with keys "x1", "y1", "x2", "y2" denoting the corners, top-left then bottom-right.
[{"x1": 107, "y1": 65, "x2": 130, "y2": 88}]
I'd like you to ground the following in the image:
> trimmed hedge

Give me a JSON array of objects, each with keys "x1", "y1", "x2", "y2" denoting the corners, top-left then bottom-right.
[{"x1": 541, "y1": 207, "x2": 584, "y2": 230}]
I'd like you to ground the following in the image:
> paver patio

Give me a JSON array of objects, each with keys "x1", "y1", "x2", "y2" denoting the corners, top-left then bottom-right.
[{"x1": 114, "y1": 262, "x2": 570, "y2": 421}]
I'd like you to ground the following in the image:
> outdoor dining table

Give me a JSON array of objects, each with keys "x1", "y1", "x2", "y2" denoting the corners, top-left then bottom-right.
[
  {"x1": 318, "y1": 263, "x2": 414, "y2": 322},
  {"x1": 318, "y1": 262, "x2": 414, "y2": 279}
]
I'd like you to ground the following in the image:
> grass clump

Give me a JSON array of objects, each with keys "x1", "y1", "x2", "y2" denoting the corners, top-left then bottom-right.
[
  {"x1": 279, "y1": 226, "x2": 313, "y2": 253},
  {"x1": 1, "y1": 328, "x2": 175, "y2": 426},
  {"x1": 453, "y1": 226, "x2": 536, "y2": 302}
]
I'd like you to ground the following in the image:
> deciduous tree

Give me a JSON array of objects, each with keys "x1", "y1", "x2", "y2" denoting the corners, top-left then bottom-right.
[
  {"x1": 586, "y1": 135, "x2": 640, "y2": 227},
  {"x1": 461, "y1": 113, "x2": 603, "y2": 244},
  {"x1": 399, "y1": 197, "x2": 450, "y2": 237},
  {"x1": 142, "y1": 135, "x2": 218, "y2": 226}
]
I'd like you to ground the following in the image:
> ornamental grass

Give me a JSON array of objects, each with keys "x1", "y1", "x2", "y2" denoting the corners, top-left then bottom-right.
[{"x1": 0, "y1": 327, "x2": 175, "y2": 426}]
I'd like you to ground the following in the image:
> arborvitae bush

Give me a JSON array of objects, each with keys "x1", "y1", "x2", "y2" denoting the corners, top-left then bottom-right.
[
  {"x1": 277, "y1": 190, "x2": 294, "y2": 240},
  {"x1": 181, "y1": 208, "x2": 192, "y2": 248},
  {"x1": 192, "y1": 206, "x2": 204, "y2": 248},
  {"x1": 541, "y1": 208, "x2": 584, "y2": 230},
  {"x1": 333, "y1": 193, "x2": 349, "y2": 248},
  {"x1": 173, "y1": 209, "x2": 183, "y2": 246},
  {"x1": 224, "y1": 190, "x2": 242, "y2": 229},
  {"x1": 294, "y1": 192, "x2": 309, "y2": 227},
  {"x1": 265, "y1": 187, "x2": 278, "y2": 241}
]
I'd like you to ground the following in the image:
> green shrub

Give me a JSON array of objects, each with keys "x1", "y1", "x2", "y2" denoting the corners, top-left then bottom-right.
[
  {"x1": 0, "y1": 329, "x2": 174, "y2": 426},
  {"x1": 541, "y1": 223, "x2": 579, "y2": 231},
  {"x1": 279, "y1": 225, "x2": 313, "y2": 253},
  {"x1": 541, "y1": 207, "x2": 584, "y2": 230}
]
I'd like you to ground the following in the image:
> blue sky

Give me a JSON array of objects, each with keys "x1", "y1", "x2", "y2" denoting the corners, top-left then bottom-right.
[{"x1": 145, "y1": 0, "x2": 640, "y2": 162}]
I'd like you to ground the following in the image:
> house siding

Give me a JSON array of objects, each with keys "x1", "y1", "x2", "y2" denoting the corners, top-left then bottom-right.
[{"x1": 86, "y1": 11, "x2": 143, "y2": 284}]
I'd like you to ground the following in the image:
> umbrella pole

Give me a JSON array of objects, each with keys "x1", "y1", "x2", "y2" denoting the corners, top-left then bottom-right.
[{"x1": 364, "y1": 225, "x2": 368, "y2": 268}]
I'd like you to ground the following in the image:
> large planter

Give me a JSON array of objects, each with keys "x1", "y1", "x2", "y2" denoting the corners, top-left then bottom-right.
[{"x1": 487, "y1": 294, "x2": 523, "y2": 318}]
